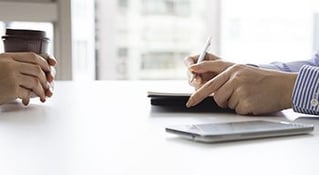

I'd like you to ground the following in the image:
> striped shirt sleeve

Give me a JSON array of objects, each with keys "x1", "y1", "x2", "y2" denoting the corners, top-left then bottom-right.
[
  {"x1": 292, "y1": 65, "x2": 319, "y2": 114},
  {"x1": 258, "y1": 50, "x2": 319, "y2": 72}
]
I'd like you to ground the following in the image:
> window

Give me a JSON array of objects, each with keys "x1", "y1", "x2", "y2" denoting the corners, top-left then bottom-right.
[
  {"x1": 220, "y1": 0, "x2": 314, "y2": 64},
  {"x1": 95, "y1": 0, "x2": 319, "y2": 80},
  {"x1": 72, "y1": 0, "x2": 95, "y2": 80},
  {"x1": 96, "y1": 0, "x2": 211, "y2": 80},
  {"x1": 142, "y1": 0, "x2": 190, "y2": 16},
  {"x1": 0, "y1": 0, "x2": 74, "y2": 80},
  {"x1": 2, "y1": 0, "x2": 318, "y2": 81}
]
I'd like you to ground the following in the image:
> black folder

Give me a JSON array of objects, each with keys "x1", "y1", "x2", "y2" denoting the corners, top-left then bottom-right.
[{"x1": 147, "y1": 91, "x2": 233, "y2": 113}]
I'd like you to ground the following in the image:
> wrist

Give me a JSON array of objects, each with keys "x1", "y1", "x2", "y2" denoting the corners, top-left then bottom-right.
[{"x1": 280, "y1": 73, "x2": 297, "y2": 109}]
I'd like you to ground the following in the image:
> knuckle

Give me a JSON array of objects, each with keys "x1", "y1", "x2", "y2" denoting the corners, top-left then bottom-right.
[
  {"x1": 235, "y1": 108, "x2": 247, "y2": 115},
  {"x1": 184, "y1": 56, "x2": 191, "y2": 61},
  {"x1": 236, "y1": 101, "x2": 253, "y2": 115},
  {"x1": 213, "y1": 93, "x2": 224, "y2": 107},
  {"x1": 235, "y1": 104, "x2": 249, "y2": 115},
  {"x1": 237, "y1": 87, "x2": 249, "y2": 97},
  {"x1": 241, "y1": 100, "x2": 250, "y2": 109},
  {"x1": 230, "y1": 71, "x2": 249, "y2": 85},
  {"x1": 229, "y1": 64, "x2": 245, "y2": 73},
  {"x1": 35, "y1": 78, "x2": 41, "y2": 85},
  {"x1": 229, "y1": 104, "x2": 235, "y2": 110},
  {"x1": 228, "y1": 100, "x2": 236, "y2": 109},
  {"x1": 184, "y1": 56, "x2": 196, "y2": 66},
  {"x1": 184, "y1": 55, "x2": 194, "y2": 62},
  {"x1": 34, "y1": 65, "x2": 43, "y2": 75},
  {"x1": 233, "y1": 64, "x2": 245, "y2": 69},
  {"x1": 27, "y1": 52, "x2": 38, "y2": 60},
  {"x1": 30, "y1": 77, "x2": 40, "y2": 86}
]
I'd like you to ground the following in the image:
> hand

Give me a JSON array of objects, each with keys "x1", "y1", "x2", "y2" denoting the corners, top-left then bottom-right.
[
  {"x1": 41, "y1": 54, "x2": 57, "y2": 97},
  {"x1": 184, "y1": 53, "x2": 233, "y2": 89},
  {"x1": 0, "y1": 52, "x2": 51, "y2": 105},
  {"x1": 186, "y1": 62, "x2": 297, "y2": 115}
]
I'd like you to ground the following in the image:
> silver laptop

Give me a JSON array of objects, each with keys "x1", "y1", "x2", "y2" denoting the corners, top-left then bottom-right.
[{"x1": 166, "y1": 120, "x2": 314, "y2": 143}]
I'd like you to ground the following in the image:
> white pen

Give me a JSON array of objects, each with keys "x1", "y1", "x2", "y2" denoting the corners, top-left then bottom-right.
[{"x1": 190, "y1": 36, "x2": 212, "y2": 82}]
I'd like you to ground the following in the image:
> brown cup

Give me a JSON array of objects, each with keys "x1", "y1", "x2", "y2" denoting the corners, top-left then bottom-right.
[
  {"x1": 2, "y1": 28, "x2": 49, "y2": 54},
  {"x1": 2, "y1": 29, "x2": 52, "y2": 99}
]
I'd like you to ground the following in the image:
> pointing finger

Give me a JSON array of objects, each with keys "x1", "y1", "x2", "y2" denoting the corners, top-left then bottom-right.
[{"x1": 186, "y1": 67, "x2": 231, "y2": 107}]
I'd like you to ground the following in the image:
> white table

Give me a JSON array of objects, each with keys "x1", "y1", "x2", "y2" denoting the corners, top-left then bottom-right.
[{"x1": 0, "y1": 81, "x2": 318, "y2": 175}]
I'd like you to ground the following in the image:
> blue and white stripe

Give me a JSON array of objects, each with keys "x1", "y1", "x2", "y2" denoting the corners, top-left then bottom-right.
[{"x1": 292, "y1": 65, "x2": 319, "y2": 114}]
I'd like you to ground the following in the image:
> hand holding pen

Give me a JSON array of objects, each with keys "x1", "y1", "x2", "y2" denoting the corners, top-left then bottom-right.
[
  {"x1": 184, "y1": 39, "x2": 236, "y2": 108},
  {"x1": 189, "y1": 37, "x2": 212, "y2": 83},
  {"x1": 184, "y1": 36, "x2": 233, "y2": 88}
]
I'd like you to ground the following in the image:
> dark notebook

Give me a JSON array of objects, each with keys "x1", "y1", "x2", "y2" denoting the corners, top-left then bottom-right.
[{"x1": 147, "y1": 91, "x2": 233, "y2": 113}]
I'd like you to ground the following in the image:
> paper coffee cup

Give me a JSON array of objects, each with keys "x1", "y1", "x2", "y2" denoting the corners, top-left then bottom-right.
[
  {"x1": 2, "y1": 29, "x2": 49, "y2": 54},
  {"x1": 2, "y1": 29, "x2": 52, "y2": 99}
]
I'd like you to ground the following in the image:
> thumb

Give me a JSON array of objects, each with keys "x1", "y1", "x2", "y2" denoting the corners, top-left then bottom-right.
[{"x1": 189, "y1": 60, "x2": 234, "y2": 74}]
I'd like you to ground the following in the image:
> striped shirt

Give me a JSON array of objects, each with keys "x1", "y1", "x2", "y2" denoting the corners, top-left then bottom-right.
[{"x1": 259, "y1": 51, "x2": 319, "y2": 114}]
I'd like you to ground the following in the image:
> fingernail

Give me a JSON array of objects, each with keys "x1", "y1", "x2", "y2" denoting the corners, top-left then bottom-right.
[
  {"x1": 46, "y1": 82, "x2": 50, "y2": 89},
  {"x1": 194, "y1": 77, "x2": 200, "y2": 83},
  {"x1": 22, "y1": 98, "x2": 29, "y2": 106},
  {"x1": 47, "y1": 75, "x2": 53, "y2": 83},
  {"x1": 186, "y1": 98, "x2": 193, "y2": 108},
  {"x1": 49, "y1": 84, "x2": 54, "y2": 92},
  {"x1": 40, "y1": 98, "x2": 46, "y2": 103},
  {"x1": 46, "y1": 89, "x2": 53, "y2": 97}
]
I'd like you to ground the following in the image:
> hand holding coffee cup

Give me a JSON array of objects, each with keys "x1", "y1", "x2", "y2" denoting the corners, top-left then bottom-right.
[{"x1": 0, "y1": 29, "x2": 56, "y2": 105}]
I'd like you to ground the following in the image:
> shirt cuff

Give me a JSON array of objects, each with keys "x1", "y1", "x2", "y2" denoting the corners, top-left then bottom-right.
[{"x1": 292, "y1": 65, "x2": 319, "y2": 115}]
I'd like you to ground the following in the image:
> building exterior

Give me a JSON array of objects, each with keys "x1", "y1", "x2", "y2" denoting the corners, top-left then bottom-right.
[{"x1": 95, "y1": 0, "x2": 218, "y2": 80}]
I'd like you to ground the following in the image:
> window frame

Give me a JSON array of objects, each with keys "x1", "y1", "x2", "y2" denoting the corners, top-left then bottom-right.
[{"x1": 0, "y1": 0, "x2": 73, "y2": 80}]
